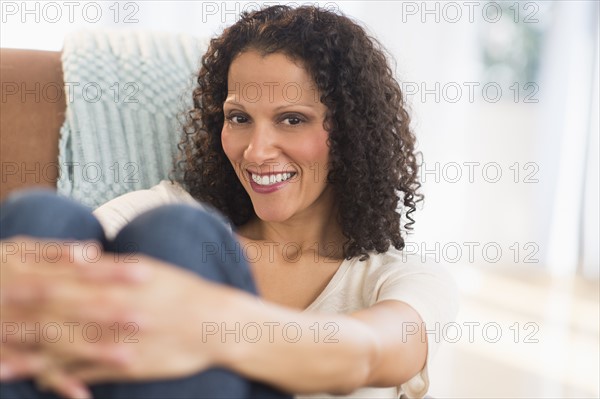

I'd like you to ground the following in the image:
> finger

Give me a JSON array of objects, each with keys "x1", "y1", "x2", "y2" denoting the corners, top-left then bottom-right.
[
  {"x1": 37, "y1": 369, "x2": 92, "y2": 399},
  {"x1": 0, "y1": 278, "x2": 58, "y2": 305},
  {"x1": 1, "y1": 319, "x2": 48, "y2": 346},
  {"x1": 67, "y1": 362, "x2": 130, "y2": 384},
  {"x1": 0, "y1": 349, "x2": 46, "y2": 381},
  {"x1": 2, "y1": 321, "x2": 134, "y2": 368},
  {"x1": 76, "y1": 254, "x2": 152, "y2": 283},
  {"x1": 52, "y1": 240, "x2": 105, "y2": 271},
  {"x1": 40, "y1": 338, "x2": 134, "y2": 368},
  {"x1": 0, "y1": 341, "x2": 131, "y2": 383},
  {"x1": 1, "y1": 237, "x2": 93, "y2": 271}
]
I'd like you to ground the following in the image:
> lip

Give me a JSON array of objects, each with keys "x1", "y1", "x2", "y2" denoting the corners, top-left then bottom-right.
[{"x1": 247, "y1": 171, "x2": 296, "y2": 194}]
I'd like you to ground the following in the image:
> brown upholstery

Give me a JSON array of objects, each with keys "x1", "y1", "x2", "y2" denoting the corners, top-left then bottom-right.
[{"x1": 0, "y1": 49, "x2": 65, "y2": 201}]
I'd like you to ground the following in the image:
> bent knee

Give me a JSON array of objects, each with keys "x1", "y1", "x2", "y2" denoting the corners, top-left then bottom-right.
[
  {"x1": 113, "y1": 204, "x2": 232, "y2": 244},
  {"x1": 109, "y1": 204, "x2": 254, "y2": 291},
  {"x1": 0, "y1": 189, "x2": 105, "y2": 240}
]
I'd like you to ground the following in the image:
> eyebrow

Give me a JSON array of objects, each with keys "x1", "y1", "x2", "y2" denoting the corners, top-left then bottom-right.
[
  {"x1": 223, "y1": 100, "x2": 245, "y2": 108},
  {"x1": 223, "y1": 100, "x2": 320, "y2": 110}
]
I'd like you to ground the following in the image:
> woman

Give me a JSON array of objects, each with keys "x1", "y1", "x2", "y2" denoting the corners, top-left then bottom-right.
[{"x1": 0, "y1": 5, "x2": 457, "y2": 399}]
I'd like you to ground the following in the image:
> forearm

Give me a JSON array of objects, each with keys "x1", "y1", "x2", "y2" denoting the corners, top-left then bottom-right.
[{"x1": 204, "y1": 286, "x2": 382, "y2": 395}]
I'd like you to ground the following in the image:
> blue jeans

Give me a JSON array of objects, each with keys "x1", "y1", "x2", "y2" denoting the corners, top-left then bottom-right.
[{"x1": 0, "y1": 190, "x2": 292, "y2": 399}]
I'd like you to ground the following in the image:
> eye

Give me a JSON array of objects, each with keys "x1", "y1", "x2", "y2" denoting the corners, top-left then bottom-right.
[
  {"x1": 280, "y1": 114, "x2": 305, "y2": 126},
  {"x1": 225, "y1": 113, "x2": 249, "y2": 125}
]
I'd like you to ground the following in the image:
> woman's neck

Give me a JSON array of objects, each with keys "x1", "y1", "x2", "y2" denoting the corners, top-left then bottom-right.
[{"x1": 236, "y1": 195, "x2": 346, "y2": 261}]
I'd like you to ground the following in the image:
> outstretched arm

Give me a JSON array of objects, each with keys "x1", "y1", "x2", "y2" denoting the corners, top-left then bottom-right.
[
  {"x1": 211, "y1": 293, "x2": 427, "y2": 394},
  {"x1": 1, "y1": 240, "x2": 427, "y2": 396}
]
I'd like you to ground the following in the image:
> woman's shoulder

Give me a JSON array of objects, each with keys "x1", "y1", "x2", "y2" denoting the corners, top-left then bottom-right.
[
  {"x1": 358, "y1": 247, "x2": 458, "y2": 300},
  {"x1": 323, "y1": 247, "x2": 459, "y2": 319},
  {"x1": 309, "y1": 246, "x2": 457, "y2": 310},
  {"x1": 355, "y1": 247, "x2": 445, "y2": 276}
]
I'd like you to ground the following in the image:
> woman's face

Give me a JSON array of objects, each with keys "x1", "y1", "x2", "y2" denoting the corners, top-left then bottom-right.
[{"x1": 221, "y1": 50, "x2": 333, "y2": 224}]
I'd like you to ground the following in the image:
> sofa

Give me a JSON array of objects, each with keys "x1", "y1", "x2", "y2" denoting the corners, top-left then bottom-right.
[
  {"x1": 0, "y1": 48, "x2": 65, "y2": 201},
  {"x1": 1, "y1": 30, "x2": 204, "y2": 208}
]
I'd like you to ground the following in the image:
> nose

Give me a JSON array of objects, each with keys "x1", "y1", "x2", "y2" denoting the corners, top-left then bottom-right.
[{"x1": 243, "y1": 122, "x2": 280, "y2": 165}]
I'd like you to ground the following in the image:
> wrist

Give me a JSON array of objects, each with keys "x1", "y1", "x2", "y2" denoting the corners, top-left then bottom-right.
[{"x1": 193, "y1": 283, "x2": 258, "y2": 370}]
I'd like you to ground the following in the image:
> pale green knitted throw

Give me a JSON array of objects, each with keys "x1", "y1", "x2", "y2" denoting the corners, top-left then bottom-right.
[{"x1": 57, "y1": 30, "x2": 205, "y2": 208}]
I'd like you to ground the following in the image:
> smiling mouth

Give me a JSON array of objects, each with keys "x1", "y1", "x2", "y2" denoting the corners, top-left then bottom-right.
[{"x1": 248, "y1": 172, "x2": 297, "y2": 186}]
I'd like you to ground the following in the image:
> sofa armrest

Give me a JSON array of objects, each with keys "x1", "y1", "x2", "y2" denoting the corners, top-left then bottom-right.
[{"x1": 0, "y1": 48, "x2": 65, "y2": 201}]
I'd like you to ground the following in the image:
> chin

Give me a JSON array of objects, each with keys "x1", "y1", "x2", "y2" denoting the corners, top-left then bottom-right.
[{"x1": 253, "y1": 206, "x2": 294, "y2": 223}]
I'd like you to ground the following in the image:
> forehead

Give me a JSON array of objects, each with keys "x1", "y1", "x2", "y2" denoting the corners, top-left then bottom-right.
[{"x1": 227, "y1": 50, "x2": 319, "y2": 104}]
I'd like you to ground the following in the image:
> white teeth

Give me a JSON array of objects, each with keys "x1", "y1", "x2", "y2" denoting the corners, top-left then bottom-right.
[{"x1": 251, "y1": 172, "x2": 295, "y2": 186}]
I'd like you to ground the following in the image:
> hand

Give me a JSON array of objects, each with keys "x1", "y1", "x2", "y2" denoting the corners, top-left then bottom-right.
[
  {"x1": 1, "y1": 236, "x2": 226, "y2": 395},
  {"x1": 46, "y1": 255, "x2": 226, "y2": 383},
  {"x1": 1, "y1": 235, "x2": 125, "y2": 399}
]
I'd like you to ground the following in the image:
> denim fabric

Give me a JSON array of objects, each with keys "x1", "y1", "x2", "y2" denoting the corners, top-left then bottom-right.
[{"x1": 0, "y1": 189, "x2": 291, "y2": 399}]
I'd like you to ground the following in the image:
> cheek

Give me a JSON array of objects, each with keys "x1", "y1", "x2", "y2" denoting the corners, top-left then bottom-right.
[
  {"x1": 221, "y1": 129, "x2": 242, "y2": 161},
  {"x1": 294, "y1": 132, "x2": 330, "y2": 177},
  {"x1": 308, "y1": 132, "x2": 330, "y2": 166}
]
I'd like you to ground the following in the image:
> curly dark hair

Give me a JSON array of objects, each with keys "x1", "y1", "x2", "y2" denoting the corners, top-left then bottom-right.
[{"x1": 177, "y1": 5, "x2": 422, "y2": 261}]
